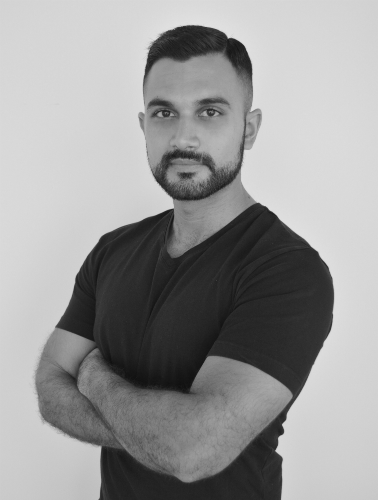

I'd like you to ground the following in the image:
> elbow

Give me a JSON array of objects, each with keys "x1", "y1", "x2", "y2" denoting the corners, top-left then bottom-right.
[
  {"x1": 175, "y1": 464, "x2": 199, "y2": 483},
  {"x1": 176, "y1": 473, "x2": 196, "y2": 484},
  {"x1": 34, "y1": 361, "x2": 67, "y2": 423},
  {"x1": 175, "y1": 449, "x2": 225, "y2": 484},
  {"x1": 35, "y1": 372, "x2": 47, "y2": 419},
  {"x1": 174, "y1": 447, "x2": 200, "y2": 483},
  {"x1": 35, "y1": 379, "x2": 51, "y2": 423},
  {"x1": 37, "y1": 400, "x2": 50, "y2": 424},
  {"x1": 176, "y1": 467, "x2": 217, "y2": 484}
]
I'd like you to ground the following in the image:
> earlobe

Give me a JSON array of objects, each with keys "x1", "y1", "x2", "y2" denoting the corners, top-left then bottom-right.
[
  {"x1": 244, "y1": 109, "x2": 262, "y2": 150},
  {"x1": 138, "y1": 112, "x2": 145, "y2": 133}
]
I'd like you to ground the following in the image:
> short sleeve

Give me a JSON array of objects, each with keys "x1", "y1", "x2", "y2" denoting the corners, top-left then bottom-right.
[
  {"x1": 55, "y1": 238, "x2": 104, "y2": 341},
  {"x1": 208, "y1": 249, "x2": 334, "y2": 396}
]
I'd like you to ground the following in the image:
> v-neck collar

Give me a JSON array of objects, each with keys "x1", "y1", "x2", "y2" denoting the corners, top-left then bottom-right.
[{"x1": 159, "y1": 202, "x2": 264, "y2": 267}]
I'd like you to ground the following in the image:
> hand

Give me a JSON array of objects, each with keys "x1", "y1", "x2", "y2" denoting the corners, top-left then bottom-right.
[{"x1": 77, "y1": 348, "x2": 107, "y2": 399}]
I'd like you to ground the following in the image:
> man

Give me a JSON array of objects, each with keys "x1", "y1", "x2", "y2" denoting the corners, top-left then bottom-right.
[{"x1": 35, "y1": 25, "x2": 334, "y2": 500}]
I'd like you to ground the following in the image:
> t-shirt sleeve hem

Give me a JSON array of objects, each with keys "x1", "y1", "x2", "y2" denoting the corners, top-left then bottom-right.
[
  {"x1": 55, "y1": 318, "x2": 95, "y2": 342},
  {"x1": 207, "y1": 341, "x2": 303, "y2": 395}
]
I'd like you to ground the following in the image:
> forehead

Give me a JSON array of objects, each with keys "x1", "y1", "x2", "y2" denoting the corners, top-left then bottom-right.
[{"x1": 144, "y1": 53, "x2": 245, "y2": 107}]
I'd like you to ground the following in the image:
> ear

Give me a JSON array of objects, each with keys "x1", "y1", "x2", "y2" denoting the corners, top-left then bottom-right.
[
  {"x1": 138, "y1": 112, "x2": 145, "y2": 133},
  {"x1": 244, "y1": 109, "x2": 262, "y2": 150}
]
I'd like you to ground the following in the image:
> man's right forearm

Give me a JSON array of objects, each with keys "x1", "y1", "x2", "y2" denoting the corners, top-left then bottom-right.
[{"x1": 36, "y1": 361, "x2": 124, "y2": 450}]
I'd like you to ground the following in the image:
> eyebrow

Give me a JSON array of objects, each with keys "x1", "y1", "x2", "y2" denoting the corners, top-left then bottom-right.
[{"x1": 146, "y1": 96, "x2": 231, "y2": 110}]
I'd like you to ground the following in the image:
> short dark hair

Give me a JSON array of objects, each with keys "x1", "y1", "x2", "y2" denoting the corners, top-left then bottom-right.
[{"x1": 143, "y1": 25, "x2": 253, "y2": 114}]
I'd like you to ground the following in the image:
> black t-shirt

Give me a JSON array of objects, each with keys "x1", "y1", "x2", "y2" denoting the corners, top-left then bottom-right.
[{"x1": 56, "y1": 202, "x2": 334, "y2": 500}]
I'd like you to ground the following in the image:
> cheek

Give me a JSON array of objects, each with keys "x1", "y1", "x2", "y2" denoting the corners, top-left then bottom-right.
[
  {"x1": 207, "y1": 130, "x2": 241, "y2": 160},
  {"x1": 145, "y1": 120, "x2": 172, "y2": 140},
  {"x1": 201, "y1": 118, "x2": 242, "y2": 150},
  {"x1": 144, "y1": 129, "x2": 169, "y2": 160}
]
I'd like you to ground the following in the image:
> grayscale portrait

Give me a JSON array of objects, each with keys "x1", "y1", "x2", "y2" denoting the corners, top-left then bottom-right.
[{"x1": 1, "y1": 2, "x2": 376, "y2": 500}]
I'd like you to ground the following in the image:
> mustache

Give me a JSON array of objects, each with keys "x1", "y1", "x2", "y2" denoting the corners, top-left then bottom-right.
[
  {"x1": 160, "y1": 149, "x2": 216, "y2": 171},
  {"x1": 165, "y1": 149, "x2": 203, "y2": 162}
]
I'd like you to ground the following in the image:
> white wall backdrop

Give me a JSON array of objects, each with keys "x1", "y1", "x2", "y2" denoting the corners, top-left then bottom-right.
[{"x1": 1, "y1": 1, "x2": 377, "y2": 499}]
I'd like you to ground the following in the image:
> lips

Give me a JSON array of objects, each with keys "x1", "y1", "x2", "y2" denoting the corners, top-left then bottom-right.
[{"x1": 170, "y1": 159, "x2": 203, "y2": 166}]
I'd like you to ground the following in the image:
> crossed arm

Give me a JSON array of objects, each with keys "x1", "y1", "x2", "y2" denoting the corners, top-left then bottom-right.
[{"x1": 35, "y1": 328, "x2": 293, "y2": 483}]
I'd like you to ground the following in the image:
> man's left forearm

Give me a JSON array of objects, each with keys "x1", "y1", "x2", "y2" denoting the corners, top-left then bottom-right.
[{"x1": 77, "y1": 349, "x2": 206, "y2": 481}]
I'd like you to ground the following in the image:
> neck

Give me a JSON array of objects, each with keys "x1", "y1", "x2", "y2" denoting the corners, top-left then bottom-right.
[{"x1": 169, "y1": 180, "x2": 256, "y2": 246}]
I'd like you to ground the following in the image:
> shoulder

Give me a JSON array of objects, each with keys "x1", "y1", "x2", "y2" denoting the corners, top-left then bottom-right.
[
  {"x1": 236, "y1": 246, "x2": 333, "y2": 303},
  {"x1": 234, "y1": 206, "x2": 334, "y2": 302},
  {"x1": 77, "y1": 209, "x2": 172, "y2": 276},
  {"x1": 98, "y1": 209, "x2": 173, "y2": 247}
]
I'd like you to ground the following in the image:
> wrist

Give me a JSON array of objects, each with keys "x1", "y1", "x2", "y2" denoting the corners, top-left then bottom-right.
[{"x1": 77, "y1": 348, "x2": 108, "y2": 399}]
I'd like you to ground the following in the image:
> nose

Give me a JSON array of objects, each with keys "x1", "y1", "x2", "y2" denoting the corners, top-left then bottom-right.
[{"x1": 169, "y1": 117, "x2": 200, "y2": 150}]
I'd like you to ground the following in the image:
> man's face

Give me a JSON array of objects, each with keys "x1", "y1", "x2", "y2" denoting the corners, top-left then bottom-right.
[{"x1": 139, "y1": 53, "x2": 249, "y2": 201}]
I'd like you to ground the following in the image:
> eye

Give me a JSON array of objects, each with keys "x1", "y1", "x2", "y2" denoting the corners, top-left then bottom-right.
[
  {"x1": 199, "y1": 108, "x2": 221, "y2": 118},
  {"x1": 152, "y1": 109, "x2": 174, "y2": 118}
]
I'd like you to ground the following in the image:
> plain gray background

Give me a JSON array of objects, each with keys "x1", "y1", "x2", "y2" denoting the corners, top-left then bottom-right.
[{"x1": 1, "y1": 1, "x2": 377, "y2": 499}]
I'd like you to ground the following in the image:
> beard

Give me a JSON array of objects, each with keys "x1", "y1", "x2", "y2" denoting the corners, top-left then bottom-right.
[{"x1": 146, "y1": 124, "x2": 246, "y2": 201}]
